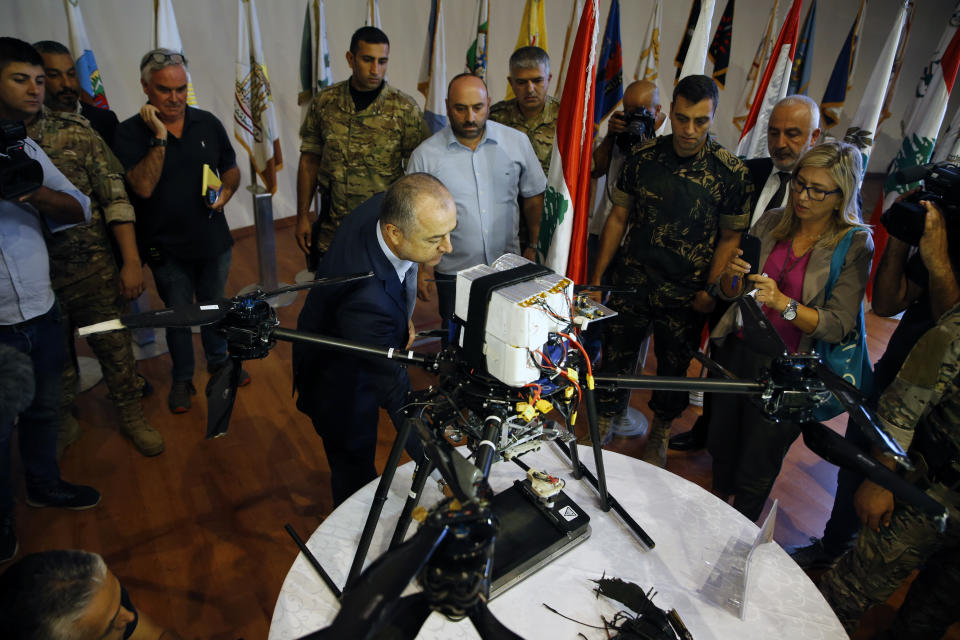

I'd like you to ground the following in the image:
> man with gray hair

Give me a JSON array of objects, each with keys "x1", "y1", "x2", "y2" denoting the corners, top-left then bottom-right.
[
  {"x1": 746, "y1": 94, "x2": 822, "y2": 224},
  {"x1": 489, "y1": 46, "x2": 558, "y2": 176},
  {"x1": 113, "y1": 48, "x2": 246, "y2": 415},
  {"x1": 0, "y1": 549, "x2": 181, "y2": 639}
]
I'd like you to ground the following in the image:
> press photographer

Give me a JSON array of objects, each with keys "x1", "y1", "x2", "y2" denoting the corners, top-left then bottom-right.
[{"x1": 0, "y1": 36, "x2": 98, "y2": 564}]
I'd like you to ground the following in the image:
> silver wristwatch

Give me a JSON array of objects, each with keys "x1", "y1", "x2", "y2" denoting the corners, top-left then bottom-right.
[{"x1": 781, "y1": 298, "x2": 798, "y2": 321}]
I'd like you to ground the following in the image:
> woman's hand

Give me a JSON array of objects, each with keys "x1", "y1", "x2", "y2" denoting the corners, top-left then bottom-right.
[{"x1": 747, "y1": 273, "x2": 788, "y2": 312}]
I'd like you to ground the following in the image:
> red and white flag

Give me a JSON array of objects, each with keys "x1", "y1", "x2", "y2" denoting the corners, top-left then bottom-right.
[
  {"x1": 538, "y1": 0, "x2": 598, "y2": 283},
  {"x1": 735, "y1": 0, "x2": 802, "y2": 159}
]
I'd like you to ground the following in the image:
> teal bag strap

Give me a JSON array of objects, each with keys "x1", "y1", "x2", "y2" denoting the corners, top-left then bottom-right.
[{"x1": 822, "y1": 228, "x2": 856, "y2": 301}]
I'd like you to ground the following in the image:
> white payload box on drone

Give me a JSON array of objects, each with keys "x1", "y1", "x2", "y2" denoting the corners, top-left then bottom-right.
[{"x1": 454, "y1": 254, "x2": 574, "y2": 387}]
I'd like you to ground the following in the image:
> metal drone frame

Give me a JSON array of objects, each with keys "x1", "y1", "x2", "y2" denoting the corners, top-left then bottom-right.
[{"x1": 81, "y1": 273, "x2": 949, "y2": 640}]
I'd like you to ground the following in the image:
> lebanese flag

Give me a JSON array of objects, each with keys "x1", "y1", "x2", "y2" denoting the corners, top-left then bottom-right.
[
  {"x1": 867, "y1": 23, "x2": 960, "y2": 299},
  {"x1": 735, "y1": 0, "x2": 802, "y2": 159},
  {"x1": 538, "y1": 0, "x2": 598, "y2": 283}
]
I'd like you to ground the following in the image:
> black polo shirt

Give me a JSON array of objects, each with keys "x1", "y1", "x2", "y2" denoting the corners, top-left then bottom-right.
[{"x1": 114, "y1": 106, "x2": 236, "y2": 261}]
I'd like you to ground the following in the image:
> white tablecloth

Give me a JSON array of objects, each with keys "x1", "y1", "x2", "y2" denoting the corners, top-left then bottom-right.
[{"x1": 269, "y1": 445, "x2": 846, "y2": 639}]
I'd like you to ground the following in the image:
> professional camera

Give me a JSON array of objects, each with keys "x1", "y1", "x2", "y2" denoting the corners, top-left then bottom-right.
[
  {"x1": 615, "y1": 106, "x2": 657, "y2": 154},
  {"x1": 0, "y1": 120, "x2": 43, "y2": 200},
  {"x1": 882, "y1": 161, "x2": 960, "y2": 246}
]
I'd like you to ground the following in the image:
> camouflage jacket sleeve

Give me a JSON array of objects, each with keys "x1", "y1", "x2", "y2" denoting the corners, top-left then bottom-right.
[
  {"x1": 399, "y1": 102, "x2": 430, "y2": 164},
  {"x1": 91, "y1": 135, "x2": 136, "y2": 224},
  {"x1": 717, "y1": 149, "x2": 753, "y2": 231},
  {"x1": 877, "y1": 304, "x2": 960, "y2": 452},
  {"x1": 299, "y1": 91, "x2": 328, "y2": 156}
]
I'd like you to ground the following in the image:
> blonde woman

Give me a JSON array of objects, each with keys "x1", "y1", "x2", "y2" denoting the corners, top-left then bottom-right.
[{"x1": 708, "y1": 141, "x2": 874, "y2": 521}]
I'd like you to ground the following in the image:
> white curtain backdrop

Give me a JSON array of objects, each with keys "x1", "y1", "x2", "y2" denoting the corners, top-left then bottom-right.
[{"x1": 8, "y1": 0, "x2": 958, "y2": 230}]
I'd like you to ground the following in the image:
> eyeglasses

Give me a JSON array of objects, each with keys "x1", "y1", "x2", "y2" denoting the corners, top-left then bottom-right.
[
  {"x1": 790, "y1": 177, "x2": 841, "y2": 202},
  {"x1": 139, "y1": 51, "x2": 188, "y2": 71}
]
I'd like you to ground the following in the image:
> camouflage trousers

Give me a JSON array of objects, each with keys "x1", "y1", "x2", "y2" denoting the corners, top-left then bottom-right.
[
  {"x1": 57, "y1": 264, "x2": 143, "y2": 410},
  {"x1": 596, "y1": 285, "x2": 704, "y2": 422},
  {"x1": 818, "y1": 481, "x2": 960, "y2": 638}
]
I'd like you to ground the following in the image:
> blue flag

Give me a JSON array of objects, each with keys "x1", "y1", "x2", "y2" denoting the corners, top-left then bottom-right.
[
  {"x1": 594, "y1": 0, "x2": 623, "y2": 127},
  {"x1": 820, "y1": 0, "x2": 865, "y2": 128},
  {"x1": 788, "y1": 0, "x2": 816, "y2": 95}
]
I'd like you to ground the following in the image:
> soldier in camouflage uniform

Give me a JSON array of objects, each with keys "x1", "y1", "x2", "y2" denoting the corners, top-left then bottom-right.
[
  {"x1": 819, "y1": 295, "x2": 960, "y2": 638},
  {"x1": 25, "y1": 106, "x2": 163, "y2": 457},
  {"x1": 489, "y1": 46, "x2": 559, "y2": 176},
  {"x1": 489, "y1": 46, "x2": 557, "y2": 253},
  {"x1": 588, "y1": 75, "x2": 752, "y2": 466},
  {"x1": 295, "y1": 27, "x2": 429, "y2": 260}
]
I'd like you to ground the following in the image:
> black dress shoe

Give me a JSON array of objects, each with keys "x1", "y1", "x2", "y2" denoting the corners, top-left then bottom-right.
[{"x1": 668, "y1": 415, "x2": 708, "y2": 451}]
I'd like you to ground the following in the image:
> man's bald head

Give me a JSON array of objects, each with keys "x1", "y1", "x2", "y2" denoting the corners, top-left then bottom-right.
[
  {"x1": 622, "y1": 79, "x2": 665, "y2": 131},
  {"x1": 381, "y1": 173, "x2": 456, "y2": 266},
  {"x1": 446, "y1": 73, "x2": 490, "y2": 147}
]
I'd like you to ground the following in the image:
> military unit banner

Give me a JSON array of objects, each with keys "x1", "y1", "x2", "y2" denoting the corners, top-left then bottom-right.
[
  {"x1": 63, "y1": 0, "x2": 109, "y2": 109},
  {"x1": 594, "y1": 0, "x2": 622, "y2": 129},
  {"x1": 819, "y1": 0, "x2": 866, "y2": 129},
  {"x1": 708, "y1": 0, "x2": 734, "y2": 89},
  {"x1": 417, "y1": 0, "x2": 447, "y2": 134},
  {"x1": 466, "y1": 0, "x2": 489, "y2": 80},
  {"x1": 155, "y1": 0, "x2": 198, "y2": 106}
]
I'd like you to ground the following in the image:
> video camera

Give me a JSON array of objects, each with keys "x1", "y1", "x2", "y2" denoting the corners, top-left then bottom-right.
[
  {"x1": 0, "y1": 120, "x2": 43, "y2": 200},
  {"x1": 882, "y1": 161, "x2": 960, "y2": 246},
  {"x1": 615, "y1": 106, "x2": 657, "y2": 154}
]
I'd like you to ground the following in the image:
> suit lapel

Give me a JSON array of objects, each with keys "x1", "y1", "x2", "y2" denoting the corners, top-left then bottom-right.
[{"x1": 363, "y1": 218, "x2": 406, "y2": 313}]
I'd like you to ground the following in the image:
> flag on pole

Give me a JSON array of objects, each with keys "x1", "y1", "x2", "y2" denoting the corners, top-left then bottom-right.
[
  {"x1": 819, "y1": 0, "x2": 867, "y2": 130},
  {"x1": 736, "y1": 0, "x2": 802, "y2": 159},
  {"x1": 466, "y1": 0, "x2": 489, "y2": 79},
  {"x1": 867, "y1": 21, "x2": 960, "y2": 300},
  {"x1": 787, "y1": 0, "x2": 816, "y2": 95},
  {"x1": 878, "y1": 1, "x2": 916, "y2": 129},
  {"x1": 732, "y1": 0, "x2": 779, "y2": 133},
  {"x1": 538, "y1": 0, "x2": 598, "y2": 283},
  {"x1": 843, "y1": 1, "x2": 909, "y2": 172},
  {"x1": 594, "y1": 0, "x2": 622, "y2": 129},
  {"x1": 235, "y1": 0, "x2": 283, "y2": 193},
  {"x1": 63, "y1": 0, "x2": 109, "y2": 109},
  {"x1": 506, "y1": 0, "x2": 548, "y2": 100},
  {"x1": 554, "y1": 0, "x2": 584, "y2": 97},
  {"x1": 298, "y1": 0, "x2": 333, "y2": 129},
  {"x1": 662, "y1": 0, "x2": 715, "y2": 137},
  {"x1": 708, "y1": 0, "x2": 734, "y2": 89},
  {"x1": 155, "y1": 0, "x2": 197, "y2": 106},
  {"x1": 901, "y1": 2, "x2": 960, "y2": 133},
  {"x1": 418, "y1": 0, "x2": 447, "y2": 133},
  {"x1": 674, "y1": 0, "x2": 700, "y2": 83},
  {"x1": 365, "y1": 0, "x2": 381, "y2": 28},
  {"x1": 932, "y1": 104, "x2": 960, "y2": 163},
  {"x1": 634, "y1": 0, "x2": 662, "y2": 82}
]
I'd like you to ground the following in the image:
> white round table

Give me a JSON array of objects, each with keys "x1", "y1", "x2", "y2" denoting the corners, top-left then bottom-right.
[{"x1": 269, "y1": 445, "x2": 845, "y2": 639}]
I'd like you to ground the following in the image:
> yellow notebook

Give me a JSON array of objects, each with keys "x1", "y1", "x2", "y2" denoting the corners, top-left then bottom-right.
[{"x1": 201, "y1": 164, "x2": 222, "y2": 205}]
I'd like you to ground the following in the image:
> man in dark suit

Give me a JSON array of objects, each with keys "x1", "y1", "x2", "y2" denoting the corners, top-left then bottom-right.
[
  {"x1": 669, "y1": 93, "x2": 821, "y2": 452},
  {"x1": 744, "y1": 94, "x2": 821, "y2": 226},
  {"x1": 34, "y1": 41, "x2": 120, "y2": 149},
  {"x1": 292, "y1": 173, "x2": 456, "y2": 506}
]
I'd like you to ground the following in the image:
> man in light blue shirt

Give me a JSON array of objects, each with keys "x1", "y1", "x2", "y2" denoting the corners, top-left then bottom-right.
[
  {"x1": 0, "y1": 36, "x2": 99, "y2": 564},
  {"x1": 407, "y1": 73, "x2": 546, "y2": 325}
]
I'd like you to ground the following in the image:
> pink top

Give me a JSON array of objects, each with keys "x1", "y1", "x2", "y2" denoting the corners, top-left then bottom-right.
[{"x1": 761, "y1": 241, "x2": 812, "y2": 353}]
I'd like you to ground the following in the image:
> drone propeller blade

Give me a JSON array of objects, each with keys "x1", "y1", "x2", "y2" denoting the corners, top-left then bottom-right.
[
  {"x1": 205, "y1": 357, "x2": 241, "y2": 439},
  {"x1": 801, "y1": 422, "x2": 947, "y2": 530},
  {"x1": 413, "y1": 419, "x2": 482, "y2": 503},
  {"x1": 304, "y1": 523, "x2": 448, "y2": 640},
  {"x1": 469, "y1": 604, "x2": 526, "y2": 640},
  {"x1": 258, "y1": 272, "x2": 375, "y2": 298},
  {"x1": 812, "y1": 361, "x2": 911, "y2": 467},
  {"x1": 736, "y1": 297, "x2": 789, "y2": 359},
  {"x1": 123, "y1": 299, "x2": 232, "y2": 329},
  {"x1": 692, "y1": 351, "x2": 738, "y2": 380}
]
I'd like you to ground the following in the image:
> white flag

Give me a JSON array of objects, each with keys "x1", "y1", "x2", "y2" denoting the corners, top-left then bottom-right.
[
  {"x1": 661, "y1": 0, "x2": 715, "y2": 136},
  {"x1": 365, "y1": 0, "x2": 381, "y2": 28},
  {"x1": 634, "y1": 0, "x2": 662, "y2": 82},
  {"x1": 63, "y1": 0, "x2": 109, "y2": 108},
  {"x1": 235, "y1": 0, "x2": 283, "y2": 193},
  {"x1": 843, "y1": 1, "x2": 909, "y2": 173},
  {"x1": 155, "y1": 0, "x2": 197, "y2": 106},
  {"x1": 298, "y1": 0, "x2": 334, "y2": 125},
  {"x1": 417, "y1": 0, "x2": 447, "y2": 133},
  {"x1": 901, "y1": 2, "x2": 960, "y2": 135},
  {"x1": 932, "y1": 105, "x2": 960, "y2": 163}
]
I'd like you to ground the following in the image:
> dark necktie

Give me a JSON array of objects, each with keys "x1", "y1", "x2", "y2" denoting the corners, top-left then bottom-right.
[
  {"x1": 401, "y1": 266, "x2": 418, "y2": 319},
  {"x1": 766, "y1": 171, "x2": 790, "y2": 212}
]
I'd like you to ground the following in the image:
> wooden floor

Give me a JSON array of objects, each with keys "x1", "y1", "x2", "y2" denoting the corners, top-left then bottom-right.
[{"x1": 9, "y1": 222, "x2": 957, "y2": 639}]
